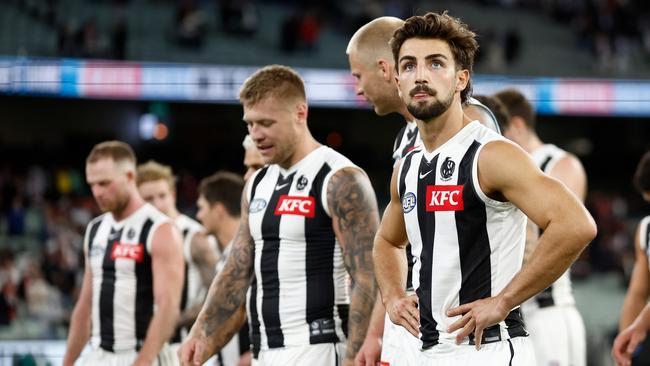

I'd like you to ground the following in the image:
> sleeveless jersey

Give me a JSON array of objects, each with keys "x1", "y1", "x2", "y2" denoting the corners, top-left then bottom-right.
[
  {"x1": 245, "y1": 146, "x2": 356, "y2": 355},
  {"x1": 398, "y1": 121, "x2": 527, "y2": 348},
  {"x1": 84, "y1": 203, "x2": 170, "y2": 352}
]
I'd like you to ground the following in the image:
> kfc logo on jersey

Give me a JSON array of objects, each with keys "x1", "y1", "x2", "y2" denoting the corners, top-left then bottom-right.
[
  {"x1": 111, "y1": 242, "x2": 144, "y2": 262},
  {"x1": 274, "y1": 195, "x2": 316, "y2": 218},
  {"x1": 425, "y1": 185, "x2": 464, "y2": 211}
]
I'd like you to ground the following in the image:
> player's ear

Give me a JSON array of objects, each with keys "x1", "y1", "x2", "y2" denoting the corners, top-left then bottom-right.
[{"x1": 378, "y1": 59, "x2": 392, "y2": 82}]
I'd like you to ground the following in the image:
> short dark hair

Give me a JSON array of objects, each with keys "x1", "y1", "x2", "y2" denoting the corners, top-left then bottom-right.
[
  {"x1": 473, "y1": 95, "x2": 510, "y2": 133},
  {"x1": 494, "y1": 88, "x2": 535, "y2": 130},
  {"x1": 633, "y1": 151, "x2": 650, "y2": 194},
  {"x1": 390, "y1": 11, "x2": 478, "y2": 103},
  {"x1": 198, "y1": 171, "x2": 244, "y2": 216}
]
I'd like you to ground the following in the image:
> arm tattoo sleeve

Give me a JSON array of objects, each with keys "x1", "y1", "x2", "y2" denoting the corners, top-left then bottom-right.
[
  {"x1": 201, "y1": 196, "x2": 254, "y2": 342},
  {"x1": 327, "y1": 168, "x2": 380, "y2": 360}
]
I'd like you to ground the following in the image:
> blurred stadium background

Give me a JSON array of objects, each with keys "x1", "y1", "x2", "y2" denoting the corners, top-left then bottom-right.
[{"x1": 1, "y1": 0, "x2": 650, "y2": 365}]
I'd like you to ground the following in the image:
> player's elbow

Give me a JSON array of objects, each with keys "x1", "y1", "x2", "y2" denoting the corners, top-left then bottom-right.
[{"x1": 575, "y1": 214, "x2": 597, "y2": 250}]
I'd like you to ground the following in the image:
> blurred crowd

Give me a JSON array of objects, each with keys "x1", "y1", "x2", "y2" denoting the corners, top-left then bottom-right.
[
  {"x1": 0, "y1": 161, "x2": 644, "y2": 339},
  {"x1": 0, "y1": 164, "x2": 199, "y2": 339}
]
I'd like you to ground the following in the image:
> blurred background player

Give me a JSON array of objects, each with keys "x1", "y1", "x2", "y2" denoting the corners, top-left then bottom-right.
[
  {"x1": 195, "y1": 171, "x2": 251, "y2": 366},
  {"x1": 63, "y1": 141, "x2": 184, "y2": 366},
  {"x1": 136, "y1": 161, "x2": 219, "y2": 356},
  {"x1": 243, "y1": 135, "x2": 264, "y2": 181},
  {"x1": 613, "y1": 151, "x2": 650, "y2": 366},
  {"x1": 495, "y1": 88, "x2": 588, "y2": 366}
]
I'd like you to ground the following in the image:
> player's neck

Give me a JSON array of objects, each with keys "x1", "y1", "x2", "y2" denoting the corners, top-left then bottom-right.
[
  {"x1": 113, "y1": 192, "x2": 145, "y2": 222},
  {"x1": 167, "y1": 208, "x2": 180, "y2": 220},
  {"x1": 525, "y1": 134, "x2": 544, "y2": 153},
  {"x1": 417, "y1": 103, "x2": 467, "y2": 153},
  {"x1": 279, "y1": 134, "x2": 320, "y2": 170},
  {"x1": 399, "y1": 104, "x2": 416, "y2": 122},
  {"x1": 216, "y1": 216, "x2": 238, "y2": 251}
]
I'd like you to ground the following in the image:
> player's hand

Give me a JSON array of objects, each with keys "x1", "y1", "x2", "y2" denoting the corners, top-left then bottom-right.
[
  {"x1": 354, "y1": 333, "x2": 382, "y2": 366},
  {"x1": 612, "y1": 321, "x2": 647, "y2": 366},
  {"x1": 446, "y1": 295, "x2": 510, "y2": 350},
  {"x1": 385, "y1": 294, "x2": 419, "y2": 338},
  {"x1": 178, "y1": 332, "x2": 209, "y2": 366}
]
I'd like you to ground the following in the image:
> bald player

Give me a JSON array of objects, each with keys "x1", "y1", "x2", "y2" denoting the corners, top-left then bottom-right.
[{"x1": 347, "y1": 17, "x2": 502, "y2": 366}]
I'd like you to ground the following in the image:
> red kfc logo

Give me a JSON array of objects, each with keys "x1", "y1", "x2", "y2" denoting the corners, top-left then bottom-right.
[
  {"x1": 111, "y1": 243, "x2": 144, "y2": 262},
  {"x1": 426, "y1": 185, "x2": 464, "y2": 211},
  {"x1": 274, "y1": 195, "x2": 316, "y2": 218}
]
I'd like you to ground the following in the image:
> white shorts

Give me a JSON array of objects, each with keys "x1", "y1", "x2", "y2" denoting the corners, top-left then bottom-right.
[
  {"x1": 418, "y1": 337, "x2": 535, "y2": 366},
  {"x1": 79, "y1": 343, "x2": 178, "y2": 366},
  {"x1": 380, "y1": 312, "x2": 421, "y2": 365},
  {"x1": 256, "y1": 343, "x2": 345, "y2": 366},
  {"x1": 523, "y1": 305, "x2": 586, "y2": 366}
]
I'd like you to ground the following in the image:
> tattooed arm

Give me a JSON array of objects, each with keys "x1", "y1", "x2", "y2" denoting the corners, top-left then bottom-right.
[
  {"x1": 328, "y1": 167, "x2": 380, "y2": 366},
  {"x1": 179, "y1": 192, "x2": 254, "y2": 366}
]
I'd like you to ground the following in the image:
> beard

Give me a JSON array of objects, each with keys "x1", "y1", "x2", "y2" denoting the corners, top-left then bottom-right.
[{"x1": 406, "y1": 85, "x2": 454, "y2": 121}]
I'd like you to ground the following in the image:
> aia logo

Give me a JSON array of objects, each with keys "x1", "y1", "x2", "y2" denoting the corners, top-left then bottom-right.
[
  {"x1": 425, "y1": 185, "x2": 464, "y2": 211},
  {"x1": 274, "y1": 195, "x2": 315, "y2": 218},
  {"x1": 111, "y1": 242, "x2": 144, "y2": 262},
  {"x1": 440, "y1": 157, "x2": 455, "y2": 181}
]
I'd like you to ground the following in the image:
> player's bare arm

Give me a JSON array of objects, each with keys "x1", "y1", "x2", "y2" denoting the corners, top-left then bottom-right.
[
  {"x1": 447, "y1": 140, "x2": 596, "y2": 348},
  {"x1": 619, "y1": 225, "x2": 650, "y2": 330},
  {"x1": 176, "y1": 233, "x2": 219, "y2": 328},
  {"x1": 523, "y1": 154, "x2": 586, "y2": 265},
  {"x1": 373, "y1": 163, "x2": 418, "y2": 337},
  {"x1": 180, "y1": 192, "x2": 253, "y2": 365},
  {"x1": 328, "y1": 167, "x2": 380, "y2": 365},
  {"x1": 133, "y1": 222, "x2": 184, "y2": 365},
  {"x1": 62, "y1": 260, "x2": 93, "y2": 366}
]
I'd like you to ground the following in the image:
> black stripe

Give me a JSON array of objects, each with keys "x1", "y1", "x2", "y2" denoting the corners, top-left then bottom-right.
[
  {"x1": 260, "y1": 172, "x2": 295, "y2": 348},
  {"x1": 393, "y1": 125, "x2": 407, "y2": 155},
  {"x1": 337, "y1": 304, "x2": 349, "y2": 338},
  {"x1": 417, "y1": 154, "x2": 439, "y2": 349},
  {"x1": 238, "y1": 320, "x2": 250, "y2": 355},
  {"x1": 456, "y1": 141, "x2": 492, "y2": 306},
  {"x1": 508, "y1": 339, "x2": 515, "y2": 365},
  {"x1": 248, "y1": 166, "x2": 268, "y2": 355},
  {"x1": 87, "y1": 219, "x2": 103, "y2": 253},
  {"x1": 539, "y1": 155, "x2": 553, "y2": 173},
  {"x1": 401, "y1": 127, "x2": 419, "y2": 157},
  {"x1": 306, "y1": 164, "x2": 341, "y2": 344},
  {"x1": 334, "y1": 343, "x2": 340, "y2": 366},
  {"x1": 406, "y1": 244, "x2": 414, "y2": 292},
  {"x1": 99, "y1": 226, "x2": 122, "y2": 352},
  {"x1": 398, "y1": 149, "x2": 417, "y2": 201},
  {"x1": 179, "y1": 228, "x2": 190, "y2": 311},
  {"x1": 135, "y1": 218, "x2": 155, "y2": 349}
]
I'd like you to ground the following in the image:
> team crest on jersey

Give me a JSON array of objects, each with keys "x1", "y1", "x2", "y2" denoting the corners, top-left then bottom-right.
[
  {"x1": 111, "y1": 243, "x2": 144, "y2": 262},
  {"x1": 274, "y1": 195, "x2": 315, "y2": 218},
  {"x1": 296, "y1": 175, "x2": 309, "y2": 191},
  {"x1": 126, "y1": 228, "x2": 136, "y2": 240},
  {"x1": 440, "y1": 157, "x2": 455, "y2": 181},
  {"x1": 402, "y1": 192, "x2": 416, "y2": 213},
  {"x1": 425, "y1": 185, "x2": 464, "y2": 211},
  {"x1": 249, "y1": 198, "x2": 267, "y2": 213}
]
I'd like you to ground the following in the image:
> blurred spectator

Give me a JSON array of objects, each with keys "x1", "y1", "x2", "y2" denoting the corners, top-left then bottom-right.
[{"x1": 219, "y1": 0, "x2": 258, "y2": 36}]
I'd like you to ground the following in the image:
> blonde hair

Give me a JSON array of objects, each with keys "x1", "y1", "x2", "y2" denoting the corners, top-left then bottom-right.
[
  {"x1": 86, "y1": 141, "x2": 136, "y2": 168},
  {"x1": 136, "y1": 160, "x2": 175, "y2": 190},
  {"x1": 239, "y1": 65, "x2": 306, "y2": 106}
]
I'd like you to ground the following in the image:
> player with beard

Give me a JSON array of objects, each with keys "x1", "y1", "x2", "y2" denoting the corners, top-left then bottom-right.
[{"x1": 374, "y1": 12, "x2": 596, "y2": 364}]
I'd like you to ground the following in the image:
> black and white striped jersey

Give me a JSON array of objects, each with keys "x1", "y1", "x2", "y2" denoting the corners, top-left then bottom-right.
[
  {"x1": 397, "y1": 121, "x2": 527, "y2": 348},
  {"x1": 245, "y1": 146, "x2": 354, "y2": 355},
  {"x1": 639, "y1": 216, "x2": 650, "y2": 267},
  {"x1": 392, "y1": 120, "x2": 422, "y2": 292},
  {"x1": 524, "y1": 144, "x2": 576, "y2": 310},
  {"x1": 392, "y1": 120, "x2": 421, "y2": 168},
  {"x1": 84, "y1": 203, "x2": 171, "y2": 352},
  {"x1": 171, "y1": 214, "x2": 209, "y2": 343}
]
